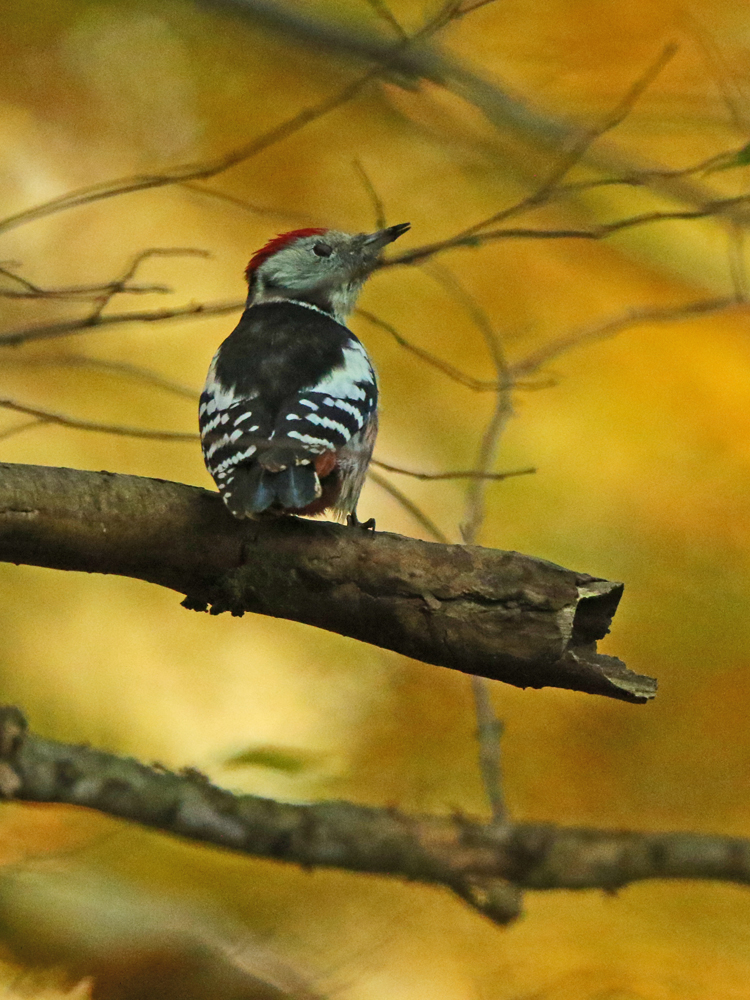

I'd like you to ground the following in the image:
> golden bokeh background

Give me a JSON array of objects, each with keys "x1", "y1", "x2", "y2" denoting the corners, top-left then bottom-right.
[{"x1": 1, "y1": 0, "x2": 750, "y2": 996}]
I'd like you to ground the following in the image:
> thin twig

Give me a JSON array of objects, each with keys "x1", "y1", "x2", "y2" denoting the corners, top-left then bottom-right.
[
  {"x1": 0, "y1": 77, "x2": 380, "y2": 237},
  {"x1": 180, "y1": 182, "x2": 322, "y2": 226},
  {"x1": 362, "y1": 0, "x2": 408, "y2": 39},
  {"x1": 370, "y1": 459, "x2": 534, "y2": 481},
  {"x1": 419, "y1": 43, "x2": 679, "y2": 250},
  {"x1": 5, "y1": 354, "x2": 201, "y2": 401},
  {"x1": 1, "y1": 211, "x2": 745, "y2": 351},
  {"x1": 353, "y1": 160, "x2": 387, "y2": 231},
  {"x1": 0, "y1": 1, "x2": 468, "y2": 239},
  {"x1": 0, "y1": 418, "x2": 50, "y2": 442},
  {"x1": 728, "y1": 220, "x2": 749, "y2": 303},
  {"x1": 0, "y1": 269, "x2": 170, "y2": 300},
  {"x1": 0, "y1": 247, "x2": 207, "y2": 304},
  {"x1": 387, "y1": 193, "x2": 750, "y2": 268},
  {"x1": 85, "y1": 248, "x2": 210, "y2": 323},
  {"x1": 0, "y1": 391, "x2": 532, "y2": 492},
  {"x1": 428, "y1": 263, "x2": 514, "y2": 823},
  {"x1": 508, "y1": 297, "x2": 738, "y2": 380},
  {"x1": 690, "y1": 18, "x2": 750, "y2": 132},
  {"x1": 0, "y1": 299, "x2": 245, "y2": 347},
  {"x1": 460, "y1": 395, "x2": 515, "y2": 544},
  {"x1": 470, "y1": 676, "x2": 506, "y2": 822},
  {"x1": 356, "y1": 308, "x2": 499, "y2": 390},
  {"x1": 542, "y1": 149, "x2": 735, "y2": 194},
  {"x1": 0, "y1": 400, "x2": 198, "y2": 441},
  {"x1": 424, "y1": 261, "x2": 508, "y2": 381},
  {"x1": 454, "y1": 0, "x2": 504, "y2": 16},
  {"x1": 430, "y1": 265, "x2": 514, "y2": 546},
  {"x1": 366, "y1": 469, "x2": 448, "y2": 543}
]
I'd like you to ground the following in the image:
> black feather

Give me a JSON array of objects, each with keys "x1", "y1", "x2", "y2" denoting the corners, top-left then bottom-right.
[
  {"x1": 275, "y1": 464, "x2": 318, "y2": 510},
  {"x1": 225, "y1": 462, "x2": 318, "y2": 516},
  {"x1": 213, "y1": 302, "x2": 351, "y2": 407}
]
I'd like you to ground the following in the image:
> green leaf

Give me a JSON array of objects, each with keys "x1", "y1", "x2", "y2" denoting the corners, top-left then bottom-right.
[{"x1": 222, "y1": 745, "x2": 316, "y2": 774}]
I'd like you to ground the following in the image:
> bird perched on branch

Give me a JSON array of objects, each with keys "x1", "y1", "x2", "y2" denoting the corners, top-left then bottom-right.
[{"x1": 200, "y1": 222, "x2": 410, "y2": 522}]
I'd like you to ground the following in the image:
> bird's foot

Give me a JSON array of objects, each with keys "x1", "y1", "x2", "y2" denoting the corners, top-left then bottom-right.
[{"x1": 347, "y1": 510, "x2": 376, "y2": 531}]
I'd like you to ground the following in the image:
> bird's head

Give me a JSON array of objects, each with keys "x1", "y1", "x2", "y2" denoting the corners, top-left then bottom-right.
[{"x1": 244, "y1": 223, "x2": 410, "y2": 321}]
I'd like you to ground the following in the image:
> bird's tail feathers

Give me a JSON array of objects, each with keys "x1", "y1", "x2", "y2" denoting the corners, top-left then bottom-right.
[{"x1": 224, "y1": 460, "x2": 320, "y2": 517}]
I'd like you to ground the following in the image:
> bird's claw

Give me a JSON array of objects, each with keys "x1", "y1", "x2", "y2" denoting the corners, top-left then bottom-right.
[{"x1": 347, "y1": 511, "x2": 376, "y2": 531}]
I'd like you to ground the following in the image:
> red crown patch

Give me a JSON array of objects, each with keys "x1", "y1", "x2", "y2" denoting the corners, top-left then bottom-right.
[{"x1": 244, "y1": 229, "x2": 326, "y2": 281}]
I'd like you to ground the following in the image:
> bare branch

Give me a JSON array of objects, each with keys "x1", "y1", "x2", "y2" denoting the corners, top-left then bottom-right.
[
  {"x1": 471, "y1": 675, "x2": 506, "y2": 822},
  {"x1": 0, "y1": 245, "x2": 738, "y2": 355},
  {"x1": 460, "y1": 396, "x2": 514, "y2": 543},
  {"x1": 362, "y1": 0, "x2": 408, "y2": 40},
  {"x1": 0, "y1": 462, "x2": 654, "y2": 702},
  {"x1": 690, "y1": 19, "x2": 750, "y2": 132},
  {"x1": 0, "y1": 298, "x2": 244, "y2": 347},
  {"x1": 2, "y1": 706, "x2": 748, "y2": 930},
  {"x1": 0, "y1": 267, "x2": 170, "y2": 300},
  {"x1": 0, "y1": 0, "x2": 738, "y2": 266},
  {"x1": 552, "y1": 42, "x2": 679, "y2": 176},
  {"x1": 508, "y1": 297, "x2": 738, "y2": 380},
  {"x1": 353, "y1": 159, "x2": 387, "y2": 231},
  {"x1": 0, "y1": 390, "x2": 535, "y2": 486},
  {"x1": 431, "y1": 263, "x2": 516, "y2": 822},
  {"x1": 84, "y1": 248, "x2": 210, "y2": 323},
  {"x1": 552, "y1": 145, "x2": 749, "y2": 195},
  {"x1": 356, "y1": 308, "x2": 498, "y2": 391},
  {"x1": 387, "y1": 194, "x2": 750, "y2": 268},
  {"x1": 388, "y1": 43, "x2": 680, "y2": 264},
  {"x1": 728, "y1": 221, "x2": 748, "y2": 303},
  {"x1": 370, "y1": 459, "x2": 534, "y2": 481},
  {"x1": 6, "y1": 353, "x2": 201, "y2": 401},
  {"x1": 0, "y1": 400, "x2": 197, "y2": 441},
  {"x1": 180, "y1": 182, "x2": 323, "y2": 226},
  {"x1": 454, "y1": 0, "x2": 505, "y2": 16},
  {"x1": 0, "y1": 248, "x2": 207, "y2": 303},
  {"x1": 0, "y1": 418, "x2": 49, "y2": 443},
  {"x1": 422, "y1": 263, "x2": 514, "y2": 545},
  {"x1": 366, "y1": 468, "x2": 449, "y2": 543},
  {"x1": 0, "y1": 1, "x2": 469, "y2": 239},
  {"x1": 424, "y1": 260, "x2": 508, "y2": 375},
  {"x1": 0, "y1": 76, "x2": 381, "y2": 238},
  {"x1": 4, "y1": 242, "x2": 735, "y2": 353}
]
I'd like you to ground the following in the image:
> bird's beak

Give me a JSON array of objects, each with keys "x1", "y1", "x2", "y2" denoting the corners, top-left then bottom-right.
[{"x1": 362, "y1": 222, "x2": 411, "y2": 251}]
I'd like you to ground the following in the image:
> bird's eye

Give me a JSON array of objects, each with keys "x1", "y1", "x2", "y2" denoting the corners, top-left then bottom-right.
[{"x1": 312, "y1": 243, "x2": 333, "y2": 257}]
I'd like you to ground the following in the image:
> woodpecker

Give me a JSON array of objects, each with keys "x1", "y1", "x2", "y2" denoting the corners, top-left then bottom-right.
[{"x1": 200, "y1": 222, "x2": 410, "y2": 522}]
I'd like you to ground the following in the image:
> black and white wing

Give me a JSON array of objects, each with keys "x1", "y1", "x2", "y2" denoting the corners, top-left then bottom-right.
[{"x1": 199, "y1": 302, "x2": 378, "y2": 518}]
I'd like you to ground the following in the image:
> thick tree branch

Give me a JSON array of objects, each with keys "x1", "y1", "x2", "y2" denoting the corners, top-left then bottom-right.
[
  {"x1": 0, "y1": 463, "x2": 654, "y2": 702},
  {"x1": 0, "y1": 707, "x2": 746, "y2": 928}
]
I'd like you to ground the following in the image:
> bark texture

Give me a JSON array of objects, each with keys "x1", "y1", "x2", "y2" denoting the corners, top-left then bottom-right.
[{"x1": 0, "y1": 462, "x2": 656, "y2": 702}]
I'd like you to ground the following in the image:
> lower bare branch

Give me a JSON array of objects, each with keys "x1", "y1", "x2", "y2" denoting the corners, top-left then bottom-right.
[
  {"x1": 0, "y1": 462, "x2": 654, "y2": 702},
  {"x1": 1, "y1": 707, "x2": 746, "y2": 929}
]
